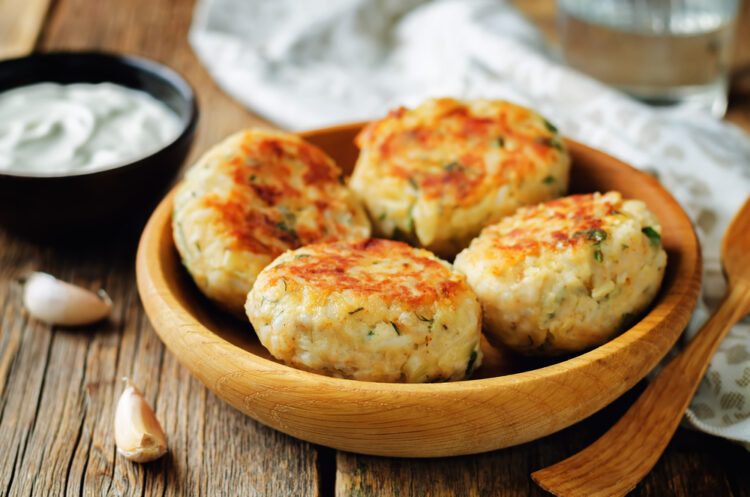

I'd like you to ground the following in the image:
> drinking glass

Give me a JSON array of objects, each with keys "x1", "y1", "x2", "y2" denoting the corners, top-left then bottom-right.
[{"x1": 558, "y1": 0, "x2": 741, "y2": 117}]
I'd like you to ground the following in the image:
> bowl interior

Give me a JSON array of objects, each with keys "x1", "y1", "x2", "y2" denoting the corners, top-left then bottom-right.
[
  {"x1": 0, "y1": 52, "x2": 199, "y2": 238},
  {"x1": 137, "y1": 123, "x2": 701, "y2": 456},
  {"x1": 155, "y1": 124, "x2": 692, "y2": 380},
  {"x1": 0, "y1": 51, "x2": 195, "y2": 126}
]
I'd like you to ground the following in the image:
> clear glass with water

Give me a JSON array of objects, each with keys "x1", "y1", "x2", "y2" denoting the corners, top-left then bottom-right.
[{"x1": 558, "y1": 0, "x2": 740, "y2": 117}]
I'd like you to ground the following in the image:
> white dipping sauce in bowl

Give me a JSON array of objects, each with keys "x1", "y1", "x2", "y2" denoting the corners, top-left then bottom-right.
[{"x1": 0, "y1": 82, "x2": 182, "y2": 174}]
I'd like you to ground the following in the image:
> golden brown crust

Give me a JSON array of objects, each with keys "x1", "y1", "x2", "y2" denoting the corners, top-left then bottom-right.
[
  {"x1": 355, "y1": 98, "x2": 565, "y2": 206},
  {"x1": 454, "y1": 191, "x2": 667, "y2": 355},
  {"x1": 197, "y1": 132, "x2": 357, "y2": 258},
  {"x1": 350, "y1": 98, "x2": 570, "y2": 257},
  {"x1": 484, "y1": 193, "x2": 619, "y2": 263},
  {"x1": 172, "y1": 128, "x2": 371, "y2": 314},
  {"x1": 247, "y1": 237, "x2": 483, "y2": 382},
  {"x1": 264, "y1": 239, "x2": 465, "y2": 307}
]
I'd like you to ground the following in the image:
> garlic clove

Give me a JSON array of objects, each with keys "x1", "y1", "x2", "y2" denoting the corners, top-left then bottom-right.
[
  {"x1": 114, "y1": 378, "x2": 167, "y2": 463},
  {"x1": 22, "y1": 271, "x2": 112, "y2": 326}
]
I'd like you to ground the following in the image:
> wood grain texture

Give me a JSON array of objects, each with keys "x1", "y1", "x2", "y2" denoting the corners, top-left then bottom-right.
[
  {"x1": 0, "y1": 230, "x2": 320, "y2": 496},
  {"x1": 337, "y1": 1, "x2": 750, "y2": 489},
  {"x1": 135, "y1": 127, "x2": 701, "y2": 458},
  {"x1": 532, "y1": 196, "x2": 750, "y2": 496},
  {"x1": 334, "y1": 385, "x2": 750, "y2": 497},
  {"x1": 533, "y1": 285, "x2": 750, "y2": 497},
  {"x1": 0, "y1": 0, "x2": 747, "y2": 495},
  {"x1": 0, "y1": 0, "x2": 319, "y2": 496},
  {"x1": 0, "y1": 0, "x2": 51, "y2": 59}
]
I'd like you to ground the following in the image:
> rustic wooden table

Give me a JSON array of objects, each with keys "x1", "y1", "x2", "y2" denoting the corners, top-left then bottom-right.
[{"x1": 1, "y1": 0, "x2": 749, "y2": 495}]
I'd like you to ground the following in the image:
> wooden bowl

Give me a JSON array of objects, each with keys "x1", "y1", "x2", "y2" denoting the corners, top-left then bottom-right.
[{"x1": 136, "y1": 123, "x2": 701, "y2": 457}]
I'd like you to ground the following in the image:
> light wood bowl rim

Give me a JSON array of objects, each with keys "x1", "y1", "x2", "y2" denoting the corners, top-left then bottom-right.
[{"x1": 136, "y1": 123, "x2": 701, "y2": 457}]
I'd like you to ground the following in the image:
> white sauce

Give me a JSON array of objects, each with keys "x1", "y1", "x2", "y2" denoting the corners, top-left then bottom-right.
[{"x1": 0, "y1": 82, "x2": 182, "y2": 174}]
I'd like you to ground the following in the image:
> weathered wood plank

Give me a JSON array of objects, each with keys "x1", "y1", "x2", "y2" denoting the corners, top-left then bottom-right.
[
  {"x1": 0, "y1": 0, "x2": 52, "y2": 59},
  {"x1": 1, "y1": 0, "x2": 750, "y2": 496},
  {"x1": 0, "y1": 242, "x2": 55, "y2": 497},
  {"x1": 0, "y1": 231, "x2": 321, "y2": 496},
  {"x1": 335, "y1": 386, "x2": 750, "y2": 497},
  {"x1": 0, "y1": 0, "x2": 319, "y2": 495}
]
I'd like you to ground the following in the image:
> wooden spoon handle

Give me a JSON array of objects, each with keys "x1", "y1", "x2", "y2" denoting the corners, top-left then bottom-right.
[{"x1": 532, "y1": 279, "x2": 750, "y2": 497}]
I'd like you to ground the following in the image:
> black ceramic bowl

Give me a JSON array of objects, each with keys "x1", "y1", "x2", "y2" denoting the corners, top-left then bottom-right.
[{"x1": 0, "y1": 51, "x2": 198, "y2": 239}]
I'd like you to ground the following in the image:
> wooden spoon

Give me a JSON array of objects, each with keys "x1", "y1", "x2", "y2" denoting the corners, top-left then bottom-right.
[{"x1": 532, "y1": 195, "x2": 750, "y2": 497}]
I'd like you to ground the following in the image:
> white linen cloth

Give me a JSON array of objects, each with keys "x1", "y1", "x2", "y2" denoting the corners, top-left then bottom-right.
[{"x1": 190, "y1": 0, "x2": 750, "y2": 446}]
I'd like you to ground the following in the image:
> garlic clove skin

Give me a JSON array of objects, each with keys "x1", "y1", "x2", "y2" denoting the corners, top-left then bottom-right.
[
  {"x1": 114, "y1": 378, "x2": 167, "y2": 463},
  {"x1": 22, "y1": 272, "x2": 112, "y2": 326}
]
